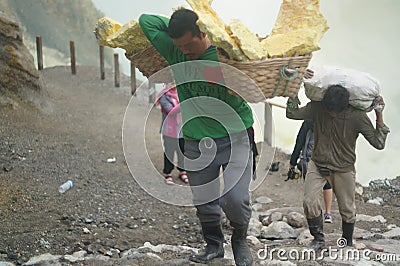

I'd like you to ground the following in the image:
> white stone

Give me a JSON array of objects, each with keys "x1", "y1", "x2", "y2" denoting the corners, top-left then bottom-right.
[
  {"x1": 222, "y1": 243, "x2": 234, "y2": 261},
  {"x1": 262, "y1": 212, "x2": 284, "y2": 226},
  {"x1": 367, "y1": 199, "x2": 381, "y2": 205},
  {"x1": 0, "y1": 262, "x2": 16, "y2": 266},
  {"x1": 387, "y1": 224, "x2": 397, "y2": 230},
  {"x1": 296, "y1": 229, "x2": 313, "y2": 245},
  {"x1": 370, "y1": 228, "x2": 381, "y2": 232},
  {"x1": 23, "y1": 253, "x2": 62, "y2": 266},
  {"x1": 83, "y1": 254, "x2": 110, "y2": 261},
  {"x1": 355, "y1": 184, "x2": 364, "y2": 196},
  {"x1": 255, "y1": 196, "x2": 273, "y2": 204},
  {"x1": 383, "y1": 227, "x2": 400, "y2": 238},
  {"x1": 248, "y1": 217, "x2": 263, "y2": 237},
  {"x1": 145, "y1": 252, "x2": 162, "y2": 261},
  {"x1": 140, "y1": 242, "x2": 198, "y2": 254},
  {"x1": 367, "y1": 197, "x2": 384, "y2": 205},
  {"x1": 356, "y1": 214, "x2": 387, "y2": 223},
  {"x1": 286, "y1": 212, "x2": 306, "y2": 228},
  {"x1": 252, "y1": 203, "x2": 264, "y2": 212},
  {"x1": 260, "y1": 221, "x2": 298, "y2": 239},
  {"x1": 64, "y1": 251, "x2": 87, "y2": 262}
]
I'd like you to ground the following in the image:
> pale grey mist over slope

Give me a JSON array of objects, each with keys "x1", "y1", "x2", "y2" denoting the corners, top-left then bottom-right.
[{"x1": 308, "y1": 0, "x2": 399, "y2": 185}]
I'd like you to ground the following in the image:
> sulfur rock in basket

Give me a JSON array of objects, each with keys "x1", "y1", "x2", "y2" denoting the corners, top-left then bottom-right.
[
  {"x1": 261, "y1": 0, "x2": 329, "y2": 57},
  {"x1": 94, "y1": 0, "x2": 329, "y2": 102},
  {"x1": 226, "y1": 19, "x2": 268, "y2": 61},
  {"x1": 94, "y1": 17, "x2": 151, "y2": 55},
  {"x1": 186, "y1": 0, "x2": 261, "y2": 61},
  {"x1": 93, "y1": 17, "x2": 123, "y2": 46}
]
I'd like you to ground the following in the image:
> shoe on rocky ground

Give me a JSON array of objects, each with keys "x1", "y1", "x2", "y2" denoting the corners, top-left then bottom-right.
[
  {"x1": 178, "y1": 171, "x2": 189, "y2": 184},
  {"x1": 164, "y1": 174, "x2": 174, "y2": 185},
  {"x1": 189, "y1": 244, "x2": 224, "y2": 263},
  {"x1": 324, "y1": 213, "x2": 333, "y2": 223}
]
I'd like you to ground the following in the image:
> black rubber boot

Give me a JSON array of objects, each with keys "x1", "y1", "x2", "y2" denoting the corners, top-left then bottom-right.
[
  {"x1": 307, "y1": 215, "x2": 325, "y2": 251},
  {"x1": 342, "y1": 221, "x2": 355, "y2": 247},
  {"x1": 231, "y1": 222, "x2": 253, "y2": 266},
  {"x1": 189, "y1": 222, "x2": 224, "y2": 264}
]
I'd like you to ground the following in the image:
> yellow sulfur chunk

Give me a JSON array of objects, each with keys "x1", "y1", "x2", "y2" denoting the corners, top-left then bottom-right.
[
  {"x1": 227, "y1": 19, "x2": 267, "y2": 60},
  {"x1": 262, "y1": 28, "x2": 320, "y2": 57},
  {"x1": 93, "y1": 17, "x2": 123, "y2": 46},
  {"x1": 186, "y1": 0, "x2": 248, "y2": 61},
  {"x1": 271, "y1": 0, "x2": 329, "y2": 37},
  {"x1": 105, "y1": 19, "x2": 150, "y2": 54},
  {"x1": 265, "y1": 0, "x2": 329, "y2": 57},
  {"x1": 94, "y1": 18, "x2": 151, "y2": 54}
]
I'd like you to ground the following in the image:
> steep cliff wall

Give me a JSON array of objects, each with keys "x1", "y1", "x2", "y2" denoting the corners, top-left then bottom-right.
[
  {"x1": 0, "y1": 0, "x2": 116, "y2": 107},
  {"x1": 0, "y1": 11, "x2": 42, "y2": 107},
  {"x1": 2, "y1": 0, "x2": 111, "y2": 66}
]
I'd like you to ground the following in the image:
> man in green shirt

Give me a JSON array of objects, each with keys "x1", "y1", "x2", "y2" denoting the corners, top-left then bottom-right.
[{"x1": 139, "y1": 8, "x2": 254, "y2": 265}]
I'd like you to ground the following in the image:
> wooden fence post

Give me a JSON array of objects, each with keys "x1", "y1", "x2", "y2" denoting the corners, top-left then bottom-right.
[
  {"x1": 130, "y1": 62, "x2": 136, "y2": 95},
  {"x1": 36, "y1": 36, "x2": 43, "y2": 70},
  {"x1": 264, "y1": 103, "x2": 273, "y2": 146},
  {"x1": 114, "y1": 53, "x2": 120, "y2": 87},
  {"x1": 70, "y1": 40, "x2": 76, "y2": 75},
  {"x1": 99, "y1": 45, "x2": 105, "y2": 80},
  {"x1": 148, "y1": 81, "x2": 155, "y2": 103}
]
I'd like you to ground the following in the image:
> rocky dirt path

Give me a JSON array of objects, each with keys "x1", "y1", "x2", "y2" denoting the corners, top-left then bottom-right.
[
  {"x1": 0, "y1": 66, "x2": 399, "y2": 266},
  {"x1": 0, "y1": 66, "x2": 200, "y2": 264}
]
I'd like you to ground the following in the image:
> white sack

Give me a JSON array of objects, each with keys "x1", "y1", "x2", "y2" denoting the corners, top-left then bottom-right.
[{"x1": 303, "y1": 65, "x2": 381, "y2": 111}]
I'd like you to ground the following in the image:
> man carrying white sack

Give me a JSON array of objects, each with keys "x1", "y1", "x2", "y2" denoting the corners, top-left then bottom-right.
[{"x1": 286, "y1": 69, "x2": 390, "y2": 250}]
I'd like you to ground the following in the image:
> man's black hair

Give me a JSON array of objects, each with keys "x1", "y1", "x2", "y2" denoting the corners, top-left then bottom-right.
[
  {"x1": 168, "y1": 8, "x2": 201, "y2": 39},
  {"x1": 322, "y1": 85, "x2": 350, "y2": 113}
]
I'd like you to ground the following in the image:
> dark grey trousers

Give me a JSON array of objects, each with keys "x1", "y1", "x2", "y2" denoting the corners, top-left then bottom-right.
[
  {"x1": 184, "y1": 129, "x2": 252, "y2": 226},
  {"x1": 162, "y1": 135, "x2": 185, "y2": 174}
]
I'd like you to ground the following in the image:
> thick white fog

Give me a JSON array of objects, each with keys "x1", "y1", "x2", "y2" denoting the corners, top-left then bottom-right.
[{"x1": 272, "y1": 0, "x2": 399, "y2": 185}]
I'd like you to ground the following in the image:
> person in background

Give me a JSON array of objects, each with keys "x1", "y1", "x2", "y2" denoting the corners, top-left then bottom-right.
[
  {"x1": 140, "y1": 8, "x2": 255, "y2": 265},
  {"x1": 288, "y1": 119, "x2": 333, "y2": 223},
  {"x1": 286, "y1": 69, "x2": 390, "y2": 250},
  {"x1": 156, "y1": 82, "x2": 188, "y2": 185}
]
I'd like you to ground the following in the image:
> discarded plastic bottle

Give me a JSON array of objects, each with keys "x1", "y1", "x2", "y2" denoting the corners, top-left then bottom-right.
[
  {"x1": 107, "y1": 157, "x2": 116, "y2": 163},
  {"x1": 58, "y1": 180, "x2": 73, "y2": 193}
]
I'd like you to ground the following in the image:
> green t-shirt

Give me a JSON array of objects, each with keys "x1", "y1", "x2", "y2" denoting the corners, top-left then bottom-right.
[{"x1": 139, "y1": 14, "x2": 254, "y2": 140}]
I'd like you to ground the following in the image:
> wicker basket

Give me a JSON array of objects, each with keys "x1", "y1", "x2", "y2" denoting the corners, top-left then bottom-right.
[{"x1": 126, "y1": 45, "x2": 312, "y2": 103}]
